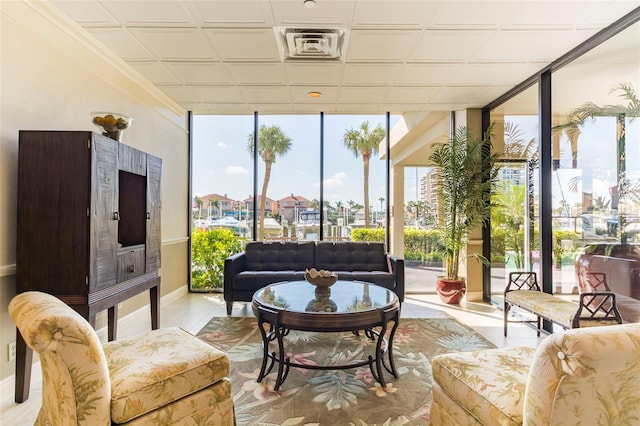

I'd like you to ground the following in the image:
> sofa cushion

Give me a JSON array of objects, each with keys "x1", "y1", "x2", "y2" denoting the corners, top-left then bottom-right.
[
  {"x1": 315, "y1": 242, "x2": 387, "y2": 272},
  {"x1": 105, "y1": 327, "x2": 230, "y2": 423},
  {"x1": 432, "y1": 346, "x2": 535, "y2": 425},
  {"x1": 233, "y1": 271, "x2": 304, "y2": 291},
  {"x1": 245, "y1": 241, "x2": 315, "y2": 271}
]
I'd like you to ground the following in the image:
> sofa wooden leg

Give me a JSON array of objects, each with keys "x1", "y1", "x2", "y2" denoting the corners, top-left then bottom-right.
[{"x1": 226, "y1": 301, "x2": 233, "y2": 315}]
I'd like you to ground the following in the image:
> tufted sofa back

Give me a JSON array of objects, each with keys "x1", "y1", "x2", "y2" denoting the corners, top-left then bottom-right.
[
  {"x1": 245, "y1": 241, "x2": 316, "y2": 271},
  {"x1": 315, "y1": 241, "x2": 387, "y2": 271},
  {"x1": 523, "y1": 322, "x2": 640, "y2": 425}
]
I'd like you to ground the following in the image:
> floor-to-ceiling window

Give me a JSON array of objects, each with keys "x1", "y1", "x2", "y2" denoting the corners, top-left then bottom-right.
[
  {"x1": 488, "y1": 86, "x2": 539, "y2": 297},
  {"x1": 190, "y1": 113, "x2": 392, "y2": 291},
  {"x1": 550, "y1": 19, "x2": 640, "y2": 294},
  {"x1": 485, "y1": 16, "x2": 639, "y2": 301}
]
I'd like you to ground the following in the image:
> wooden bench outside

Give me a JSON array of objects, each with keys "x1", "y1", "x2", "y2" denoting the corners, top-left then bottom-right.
[{"x1": 504, "y1": 271, "x2": 622, "y2": 336}]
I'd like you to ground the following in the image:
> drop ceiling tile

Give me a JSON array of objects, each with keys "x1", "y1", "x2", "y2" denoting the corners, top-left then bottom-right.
[
  {"x1": 396, "y1": 64, "x2": 460, "y2": 85},
  {"x1": 164, "y1": 62, "x2": 233, "y2": 84},
  {"x1": 271, "y1": 0, "x2": 353, "y2": 27},
  {"x1": 479, "y1": 30, "x2": 571, "y2": 62},
  {"x1": 186, "y1": 1, "x2": 274, "y2": 26},
  {"x1": 50, "y1": 1, "x2": 119, "y2": 26},
  {"x1": 98, "y1": 1, "x2": 195, "y2": 26},
  {"x1": 409, "y1": 30, "x2": 494, "y2": 62},
  {"x1": 429, "y1": 86, "x2": 486, "y2": 103},
  {"x1": 130, "y1": 28, "x2": 219, "y2": 61},
  {"x1": 128, "y1": 62, "x2": 180, "y2": 84},
  {"x1": 191, "y1": 86, "x2": 245, "y2": 103},
  {"x1": 194, "y1": 103, "x2": 251, "y2": 114},
  {"x1": 506, "y1": 1, "x2": 605, "y2": 28},
  {"x1": 86, "y1": 28, "x2": 154, "y2": 60},
  {"x1": 251, "y1": 103, "x2": 294, "y2": 113},
  {"x1": 346, "y1": 30, "x2": 421, "y2": 62},
  {"x1": 351, "y1": 1, "x2": 436, "y2": 28},
  {"x1": 383, "y1": 103, "x2": 428, "y2": 113},
  {"x1": 285, "y1": 63, "x2": 344, "y2": 85},
  {"x1": 342, "y1": 64, "x2": 401, "y2": 85},
  {"x1": 203, "y1": 29, "x2": 280, "y2": 61},
  {"x1": 241, "y1": 86, "x2": 292, "y2": 103},
  {"x1": 157, "y1": 85, "x2": 199, "y2": 103},
  {"x1": 449, "y1": 63, "x2": 524, "y2": 85},
  {"x1": 385, "y1": 87, "x2": 438, "y2": 103},
  {"x1": 430, "y1": 1, "x2": 516, "y2": 28},
  {"x1": 339, "y1": 87, "x2": 389, "y2": 103},
  {"x1": 336, "y1": 103, "x2": 382, "y2": 113},
  {"x1": 225, "y1": 63, "x2": 287, "y2": 85}
]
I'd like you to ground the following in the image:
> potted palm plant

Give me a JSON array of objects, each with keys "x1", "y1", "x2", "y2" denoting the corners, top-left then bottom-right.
[{"x1": 427, "y1": 125, "x2": 501, "y2": 304}]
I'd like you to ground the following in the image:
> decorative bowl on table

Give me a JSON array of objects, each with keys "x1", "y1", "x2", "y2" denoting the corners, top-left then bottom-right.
[
  {"x1": 91, "y1": 112, "x2": 132, "y2": 142},
  {"x1": 304, "y1": 268, "x2": 338, "y2": 289}
]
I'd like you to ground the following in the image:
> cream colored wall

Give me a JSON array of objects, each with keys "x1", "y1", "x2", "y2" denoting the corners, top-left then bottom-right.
[{"x1": 0, "y1": 1, "x2": 190, "y2": 387}]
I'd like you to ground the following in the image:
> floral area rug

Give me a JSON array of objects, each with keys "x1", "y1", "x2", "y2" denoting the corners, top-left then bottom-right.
[{"x1": 197, "y1": 317, "x2": 495, "y2": 426}]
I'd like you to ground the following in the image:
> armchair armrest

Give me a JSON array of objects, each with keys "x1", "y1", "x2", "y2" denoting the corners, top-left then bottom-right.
[{"x1": 387, "y1": 254, "x2": 405, "y2": 302}]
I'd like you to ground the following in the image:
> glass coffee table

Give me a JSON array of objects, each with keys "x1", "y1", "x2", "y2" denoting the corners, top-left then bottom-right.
[{"x1": 252, "y1": 280, "x2": 400, "y2": 391}]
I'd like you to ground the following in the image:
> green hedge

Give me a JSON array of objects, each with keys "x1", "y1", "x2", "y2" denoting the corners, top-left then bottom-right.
[
  {"x1": 191, "y1": 228, "x2": 243, "y2": 290},
  {"x1": 351, "y1": 227, "x2": 444, "y2": 262},
  {"x1": 351, "y1": 228, "x2": 385, "y2": 242}
]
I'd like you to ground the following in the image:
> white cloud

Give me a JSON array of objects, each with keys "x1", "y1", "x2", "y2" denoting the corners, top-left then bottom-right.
[
  {"x1": 217, "y1": 142, "x2": 229, "y2": 148},
  {"x1": 323, "y1": 171, "x2": 348, "y2": 188},
  {"x1": 226, "y1": 166, "x2": 248, "y2": 175}
]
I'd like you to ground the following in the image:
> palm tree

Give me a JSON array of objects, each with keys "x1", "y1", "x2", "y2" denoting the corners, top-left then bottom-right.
[
  {"x1": 343, "y1": 121, "x2": 385, "y2": 227},
  {"x1": 248, "y1": 124, "x2": 292, "y2": 240},
  {"x1": 211, "y1": 198, "x2": 220, "y2": 218},
  {"x1": 554, "y1": 83, "x2": 640, "y2": 243}
]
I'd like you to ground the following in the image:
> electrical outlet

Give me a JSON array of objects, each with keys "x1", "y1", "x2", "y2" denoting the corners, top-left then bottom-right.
[{"x1": 8, "y1": 341, "x2": 16, "y2": 362}]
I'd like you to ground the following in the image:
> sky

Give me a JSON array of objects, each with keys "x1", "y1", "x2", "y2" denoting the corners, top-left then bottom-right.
[
  {"x1": 192, "y1": 113, "x2": 639, "y2": 213},
  {"x1": 192, "y1": 114, "x2": 405, "y2": 208}
]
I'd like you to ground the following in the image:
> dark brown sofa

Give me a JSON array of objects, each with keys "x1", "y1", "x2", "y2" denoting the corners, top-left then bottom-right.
[{"x1": 223, "y1": 241, "x2": 404, "y2": 314}]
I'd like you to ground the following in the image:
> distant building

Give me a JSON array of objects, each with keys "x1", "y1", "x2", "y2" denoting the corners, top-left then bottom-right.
[
  {"x1": 420, "y1": 169, "x2": 438, "y2": 208},
  {"x1": 277, "y1": 194, "x2": 310, "y2": 222},
  {"x1": 244, "y1": 195, "x2": 277, "y2": 218},
  {"x1": 196, "y1": 193, "x2": 236, "y2": 218}
]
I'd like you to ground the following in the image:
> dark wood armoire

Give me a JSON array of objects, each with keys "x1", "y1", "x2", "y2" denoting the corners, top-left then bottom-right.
[{"x1": 15, "y1": 130, "x2": 162, "y2": 402}]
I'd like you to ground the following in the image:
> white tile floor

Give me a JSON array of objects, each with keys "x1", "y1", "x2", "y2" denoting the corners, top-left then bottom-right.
[{"x1": 0, "y1": 292, "x2": 544, "y2": 425}]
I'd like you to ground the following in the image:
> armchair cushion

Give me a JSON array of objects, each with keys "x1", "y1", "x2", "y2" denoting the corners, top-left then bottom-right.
[{"x1": 104, "y1": 327, "x2": 230, "y2": 423}]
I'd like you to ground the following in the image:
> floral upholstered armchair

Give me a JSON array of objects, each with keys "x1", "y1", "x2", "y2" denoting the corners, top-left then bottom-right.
[
  {"x1": 430, "y1": 322, "x2": 640, "y2": 425},
  {"x1": 9, "y1": 291, "x2": 236, "y2": 425}
]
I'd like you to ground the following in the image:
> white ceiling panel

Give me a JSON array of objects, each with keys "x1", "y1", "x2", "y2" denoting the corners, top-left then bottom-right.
[
  {"x1": 192, "y1": 86, "x2": 245, "y2": 103},
  {"x1": 131, "y1": 28, "x2": 219, "y2": 61},
  {"x1": 203, "y1": 29, "x2": 280, "y2": 61},
  {"x1": 50, "y1": 1, "x2": 119, "y2": 26},
  {"x1": 342, "y1": 64, "x2": 401, "y2": 85},
  {"x1": 285, "y1": 63, "x2": 344, "y2": 85},
  {"x1": 46, "y1": 0, "x2": 637, "y2": 115},
  {"x1": 346, "y1": 30, "x2": 421, "y2": 62},
  {"x1": 98, "y1": 1, "x2": 194, "y2": 26},
  {"x1": 226, "y1": 63, "x2": 287, "y2": 85},
  {"x1": 339, "y1": 87, "x2": 389, "y2": 103},
  {"x1": 410, "y1": 30, "x2": 494, "y2": 62},
  {"x1": 351, "y1": 1, "x2": 436, "y2": 28},
  {"x1": 396, "y1": 64, "x2": 460, "y2": 86},
  {"x1": 164, "y1": 63, "x2": 232, "y2": 85},
  {"x1": 241, "y1": 86, "x2": 292, "y2": 103},
  {"x1": 271, "y1": 0, "x2": 353, "y2": 27},
  {"x1": 86, "y1": 28, "x2": 154, "y2": 60},
  {"x1": 186, "y1": 1, "x2": 274, "y2": 26},
  {"x1": 128, "y1": 62, "x2": 180, "y2": 85}
]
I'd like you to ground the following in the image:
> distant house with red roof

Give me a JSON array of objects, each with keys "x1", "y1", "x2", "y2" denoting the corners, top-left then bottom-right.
[
  {"x1": 194, "y1": 193, "x2": 236, "y2": 218},
  {"x1": 243, "y1": 195, "x2": 277, "y2": 218},
  {"x1": 277, "y1": 194, "x2": 310, "y2": 222}
]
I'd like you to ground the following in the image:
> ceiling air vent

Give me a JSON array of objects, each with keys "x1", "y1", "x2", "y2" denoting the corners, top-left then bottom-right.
[{"x1": 280, "y1": 28, "x2": 345, "y2": 60}]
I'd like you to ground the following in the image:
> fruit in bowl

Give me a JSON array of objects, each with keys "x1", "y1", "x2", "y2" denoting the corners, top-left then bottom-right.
[{"x1": 91, "y1": 112, "x2": 132, "y2": 141}]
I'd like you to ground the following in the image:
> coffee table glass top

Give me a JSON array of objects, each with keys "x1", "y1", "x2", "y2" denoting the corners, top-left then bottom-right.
[{"x1": 253, "y1": 280, "x2": 397, "y2": 314}]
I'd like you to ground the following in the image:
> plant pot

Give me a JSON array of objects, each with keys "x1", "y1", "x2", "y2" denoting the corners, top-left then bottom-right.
[{"x1": 436, "y1": 277, "x2": 466, "y2": 304}]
